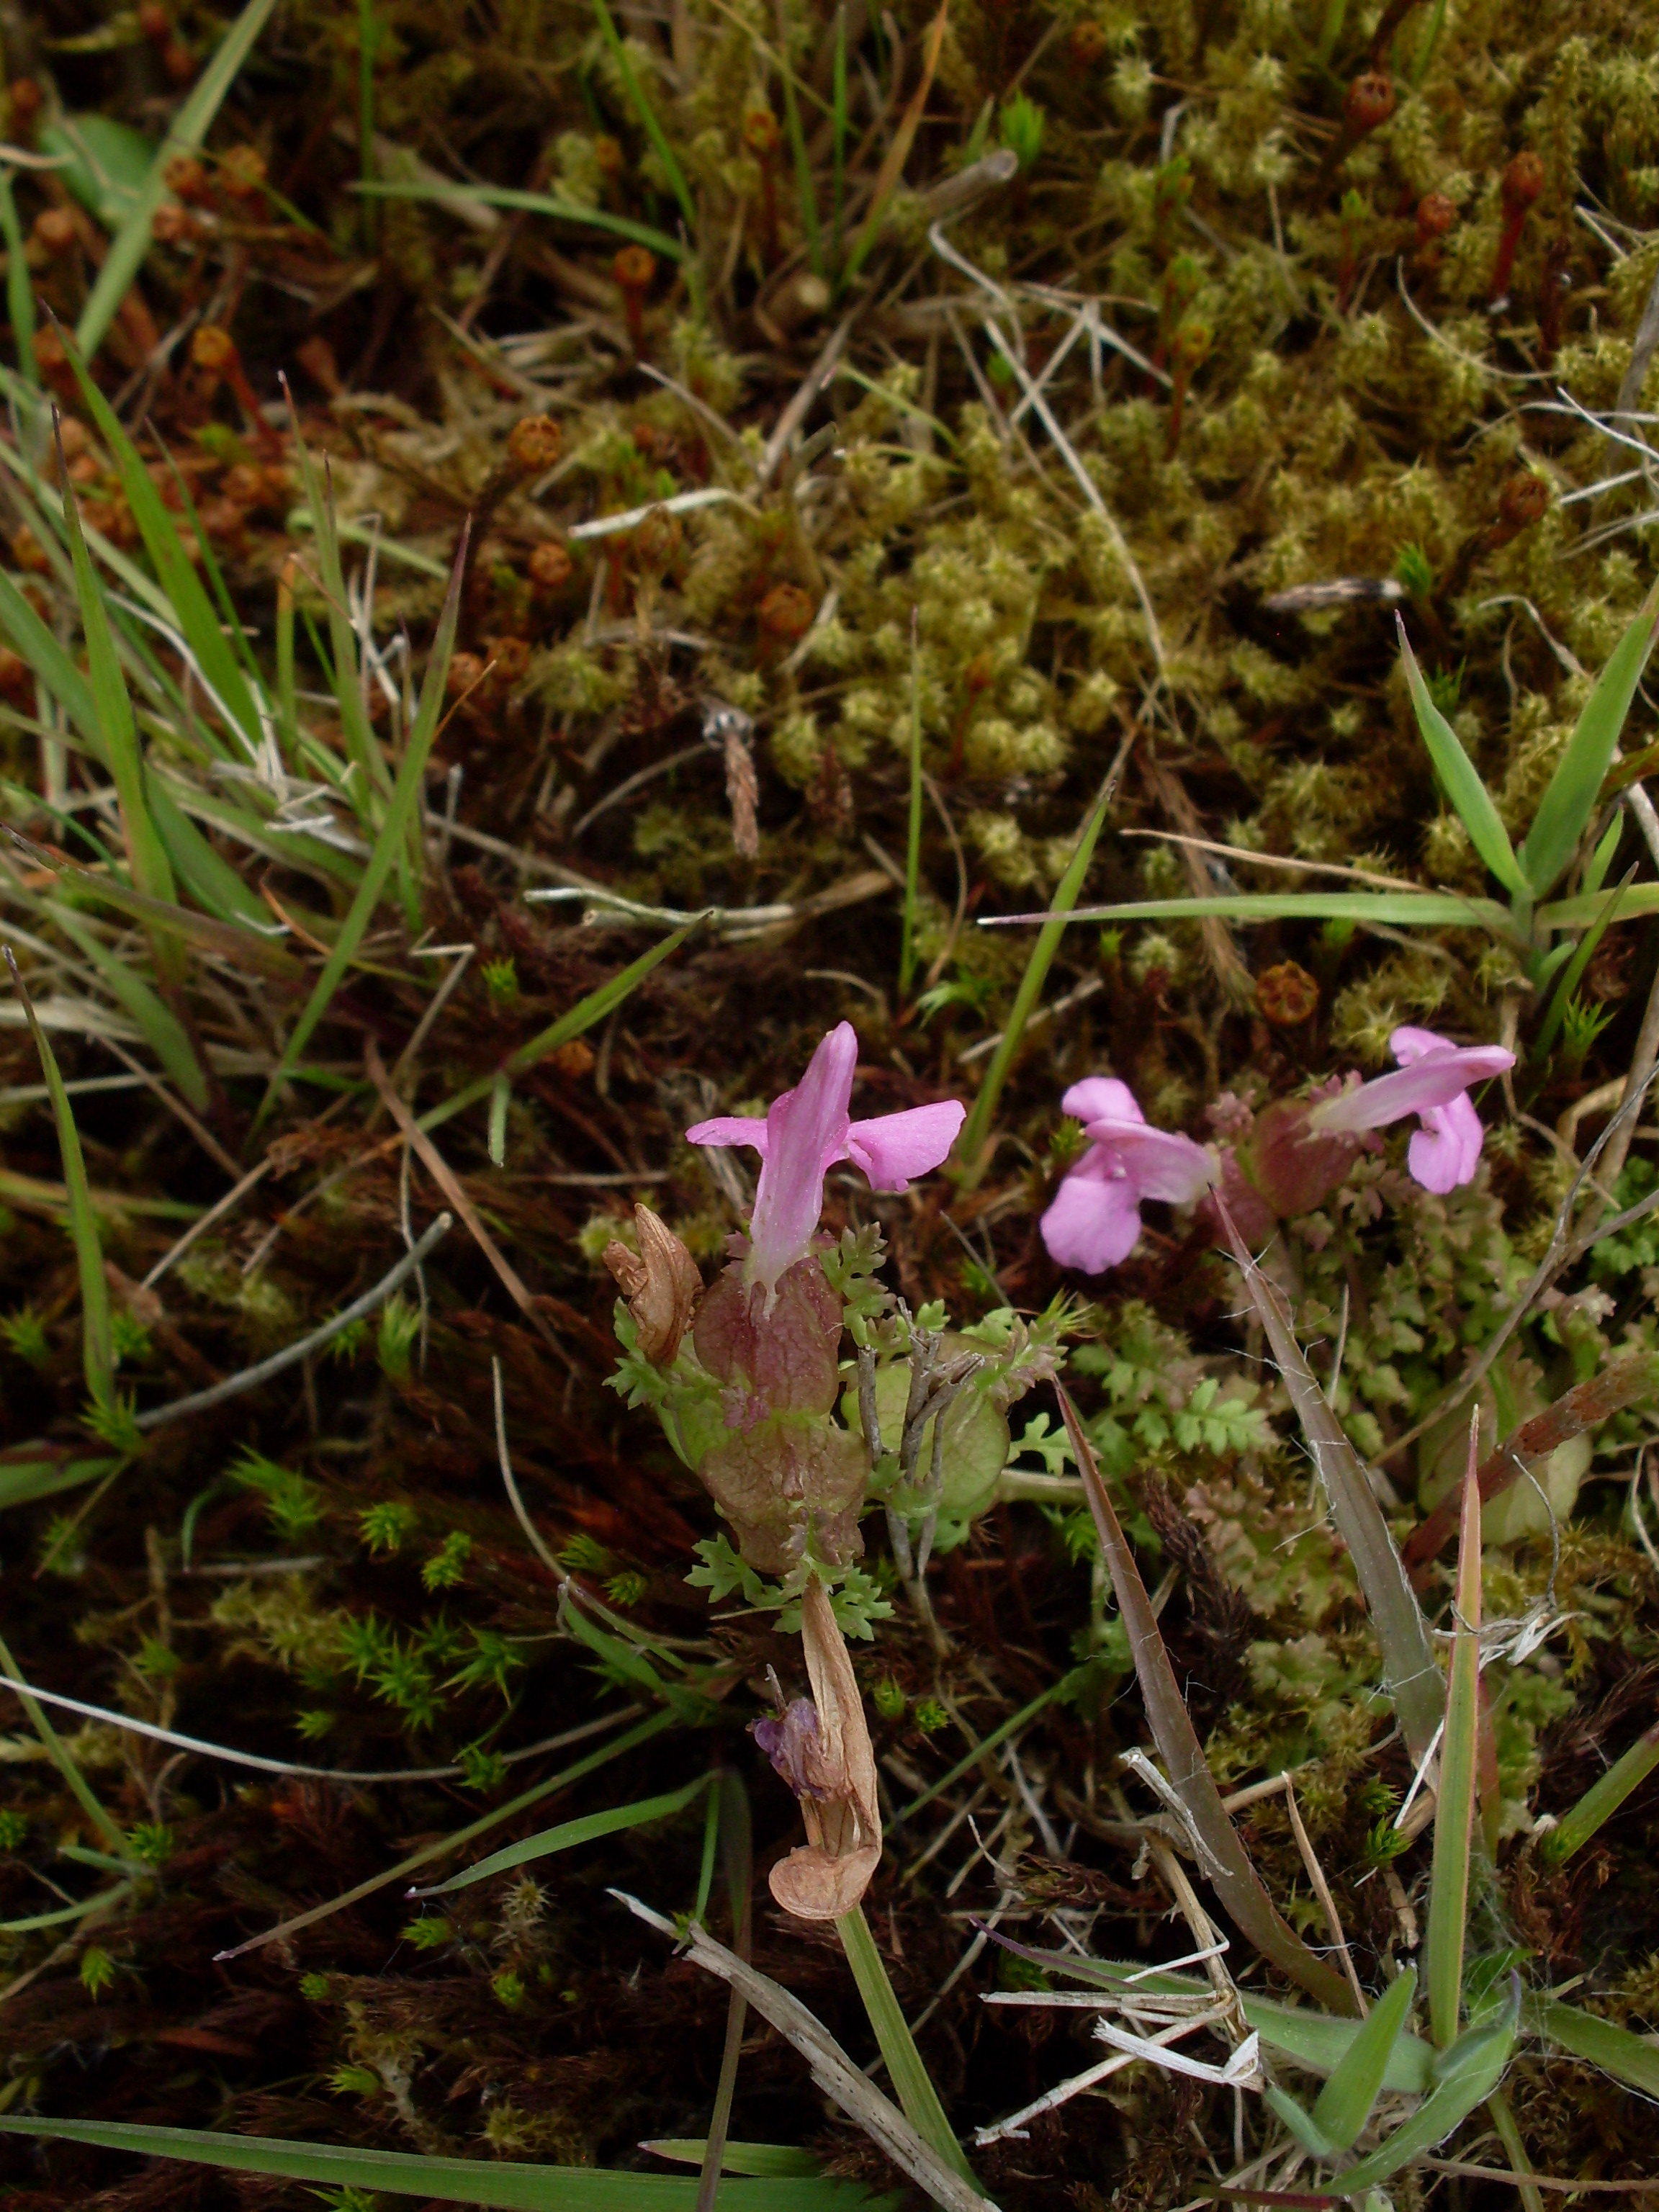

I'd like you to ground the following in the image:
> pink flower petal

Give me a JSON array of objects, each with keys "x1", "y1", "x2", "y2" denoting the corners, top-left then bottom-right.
[
  {"x1": 685, "y1": 1114, "x2": 770, "y2": 1154},
  {"x1": 1040, "y1": 1149, "x2": 1143, "y2": 1274},
  {"x1": 746, "y1": 1024, "x2": 858, "y2": 1300},
  {"x1": 1310, "y1": 1044, "x2": 1514, "y2": 1135},
  {"x1": 1062, "y1": 1076, "x2": 1142, "y2": 1126},
  {"x1": 845, "y1": 1100, "x2": 966, "y2": 1190},
  {"x1": 1081, "y1": 1115, "x2": 1218, "y2": 1205},
  {"x1": 1408, "y1": 1093, "x2": 1485, "y2": 1192}
]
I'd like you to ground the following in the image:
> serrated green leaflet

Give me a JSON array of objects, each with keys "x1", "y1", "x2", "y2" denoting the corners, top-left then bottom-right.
[
  {"x1": 1397, "y1": 616, "x2": 1527, "y2": 897},
  {"x1": 1519, "y1": 580, "x2": 1659, "y2": 898},
  {"x1": 0, "y1": 2118, "x2": 889, "y2": 2210},
  {"x1": 415, "y1": 1773, "x2": 714, "y2": 1894}
]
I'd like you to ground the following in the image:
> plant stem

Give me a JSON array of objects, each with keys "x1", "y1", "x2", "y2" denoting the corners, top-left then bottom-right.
[
  {"x1": 899, "y1": 613, "x2": 922, "y2": 1003},
  {"x1": 836, "y1": 1902, "x2": 974, "y2": 2182},
  {"x1": 956, "y1": 775, "x2": 1113, "y2": 1186}
]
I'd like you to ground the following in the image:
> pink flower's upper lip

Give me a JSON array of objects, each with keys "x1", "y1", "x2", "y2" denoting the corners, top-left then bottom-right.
[
  {"x1": 686, "y1": 1022, "x2": 964, "y2": 1300},
  {"x1": 1309, "y1": 1040, "x2": 1514, "y2": 1138}
]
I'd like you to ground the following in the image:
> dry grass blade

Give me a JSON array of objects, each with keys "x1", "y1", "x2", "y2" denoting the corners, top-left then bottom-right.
[
  {"x1": 1056, "y1": 1384, "x2": 1357, "y2": 2015},
  {"x1": 1213, "y1": 1200, "x2": 1444, "y2": 1771},
  {"x1": 613, "y1": 1891, "x2": 997, "y2": 2212}
]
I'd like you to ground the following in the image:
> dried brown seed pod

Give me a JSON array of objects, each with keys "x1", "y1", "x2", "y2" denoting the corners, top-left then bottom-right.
[
  {"x1": 32, "y1": 207, "x2": 79, "y2": 258},
  {"x1": 1068, "y1": 19, "x2": 1107, "y2": 66},
  {"x1": 603, "y1": 1205, "x2": 703, "y2": 1367}
]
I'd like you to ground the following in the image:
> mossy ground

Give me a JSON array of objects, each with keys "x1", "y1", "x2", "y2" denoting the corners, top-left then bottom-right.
[{"x1": 1, "y1": 0, "x2": 1659, "y2": 2203}]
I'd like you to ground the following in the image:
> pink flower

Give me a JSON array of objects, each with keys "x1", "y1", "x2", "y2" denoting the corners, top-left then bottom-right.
[
  {"x1": 1041, "y1": 1077, "x2": 1218, "y2": 1275},
  {"x1": 1308, "y1": 1025, "x2": 1514, "y2": 1195},
  {"x1": 686, "y1": 1022, "x2": 966, "y2": 1305}
]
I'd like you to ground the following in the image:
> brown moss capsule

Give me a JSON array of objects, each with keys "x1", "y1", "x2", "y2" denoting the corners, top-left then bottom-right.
[
  {"x1": 11, "y1": 524, "x2": 50, "y2": 574},
  {"x1": 1415, "y1": 190, "x2": 1455, "y2": 255},
  {"x1": 0, "y1": 647, "x2": 32, "y2": 706},
  {"x1": 161, "y1": 40, "x2": 195, "y2": 85},
  {"x1": 528, "y1": 541, "x2": 574, "y2": 595},
  {"x1": 446, "y1": 650, "x2": 486, "y2": 699},
  {"x1": 151, "y1": 200, "x2": 198, "y2": 246},
  {"x1": 1257, "y1": 960, "x2": 1319, "y2": 1028},
  {"x1": 506, "y1": 414, "x2": 562, "y2": 473},
  {"x1": 138, "y1": 1, "x2": 172, "y2": 37},
  {"x1": 1068, "y1": 19, "x2": 1107, "y2": 66},
  {"x1": 1164, "y1": 318, "x2": 1212, "y2": 458},
  {"x1": 743, "y1": 109, "x2": 781, "y2": 160},
  {"x1": 612, "y1": 246, "x2": 657, "y2": 354},
  {"x1": 487, "y1": 635, "x2": 531, "y2": 687},
  {"x1": 757, "y1": 582, "x2": 815, "y2": 644},
  {"x1": 217, "y1": 145, "x2": 268, "y2": 201},
  {"x1": 594, "y1": 135, "x2": 623, "y2": 181},
  {"x1": 8, "y1": 79, "x2": 41, "y2": 130},
  {"x1": 164, "y1": 155, "x2": 212, "y2": 205},
  {"x1": 32, "y1": 207, "x2": 79, "y2": 258},
  {"x1": 1491, "y1": 150, "x2": 1545, "y2": 304},
  {"x1": 1489, "y1": 469, "x2": 1550, "y2": 549},
  {"x1": 1344, "y1": 71, "x2": 1396, "y2": 137},
  {"x1": 32, "y1": 328, "x2": 77, "y2": 402},
  {"x1": 197, "y1": 497, "x2": 248, "y2": 548},
  {"x1": 192, "y1": 325, "x2": 283, "y2": 460},
  {"x1": 631, "y1": 506, "x2": 683, "y2": 574}
]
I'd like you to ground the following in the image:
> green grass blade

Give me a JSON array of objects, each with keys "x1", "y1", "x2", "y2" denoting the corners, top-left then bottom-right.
[
  {"x1": 76, "y1": 0, "x2": 282, "y2": 361},
  {"x1": 49, "y1": 906, "x2": 209, "y2": 1110},
  {"x1": 143, "y1": 769, "x2": 273, "y2": 927},
  {"x1": 4, "y1": 949, "x2": 114, "y2": 1403},
  {"x1": 1537, "y1": 879, "x2": 1659, "y2": 930},
  {"x1": 1582, "y1": 807, "x2": 1623, "y2": 897},
  {"x1": 1262, "y1": 2087, "x2": 1336, "y2": 2160},
  {"x1": 832, "y1": 4, "x2": 847, "y2": 269},
  {"x1": 1533, "y1": 867, "x2": 1634, "y2": 1060},
  {"x1": 1542, "y1": 1719, "x2": 1659, "y2": 1866},
  {"x1": 420, "y1": 918, "x2": 704, "y2": 1137},
  {"x1": 591, "y1": 0, "x2": 698, "y2": 242},
  {"x1": 1532, "y1": 1996, "x2": 1659, "y2": 2098},
  {"x1": 645, "y1": 2143, "x2": 824, "y2": 2178},
  {"x1": 981, "y1": 889, "x2": 1518, "y2": 932},
  {"x1": 10, "y1": 827, "x2": 299, "y2": 974},
  {"x1": 0, "y1": 2120, "x2": 881, "y2": 2211},
  {"x1": 1520, "y1": 580, "x2": 1659, "y2": 897},
  {"x1": 0, "y1": 1884, "x2": 131, "y2": 1934},
  {"x1": 56, "y1": 443, "x2": 179, "y2": 968},
  {"x1": 1396, "y1": 616, "x2": 1527, "y2": 897},
  {"x1": 280, "y1": 393, "x2": 388, "y2": 809},
  {"x1": 1427, "y1": 1426, "x2": 1481, "y2": 2050},
  {"x1": 261, "y1": 535, "x2": 467, "y2": 1115},
  {"x1": 837, "y1": 1901, "x2": 975, "y2": 2182},
  {"x1": 0, "y1": 561, "x2": 102, "y2": 760},
  {"x1": 359, "y1": 179, "x2": 685, "y2": 261},
  {"x1": 1060, "y1": 1385, "x2": 1358, "y2": 2015},
  {"x1": 1214, "y1": 1200, "x2": 1445, "y2": 1773},
  {"x1": 0, "y1": 1627, "x2": 125, "y2": 1848},
  {"x1": 1331, "y1": 1987, "x2": 1518, "y2": 2194},
  {"x1": 0, "y1": 168, "x2": 37, "y2": 390},
  {"x1": 416, "y1": 1773, "x2": 714, "y2": 1894},
  {"x1": 1310, "y1": 1964, "x2": 1419, "y2": 2151},
  {"x1": 899, "y1": 629, "x2": 922, "y2": 1001},
  {"x1": 60, "y1": 335, "x2": 266, "y2": 760},
  {"x1": 778, "y1": 15, "x2": 824, "y2": 278},
  {"x1": 957, "y1": 778, "x2": 1112, "y2": 1182},
  {"x1": 0, "y1": 1450, "x2": 122, "y2": 1511}
]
